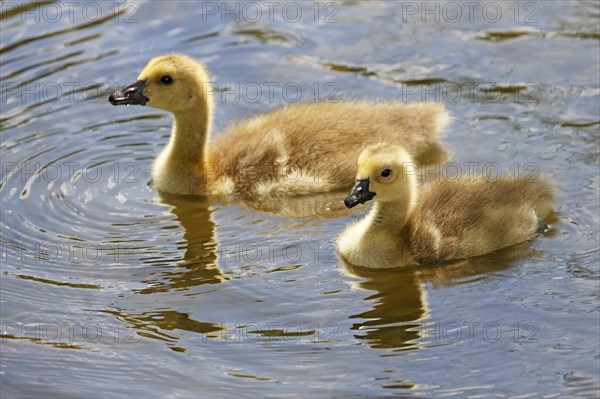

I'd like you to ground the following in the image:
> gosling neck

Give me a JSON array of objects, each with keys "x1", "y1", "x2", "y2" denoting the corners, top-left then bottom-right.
[
  {"x1": 169, "y1": 108, "x2": 211, "y2": 164},
  {"x1": 369, "y1": 200, "x2": 412, "y2": 234},
  {"x1": 370, "y1": 176, "x2": 418, "y2": 233}
]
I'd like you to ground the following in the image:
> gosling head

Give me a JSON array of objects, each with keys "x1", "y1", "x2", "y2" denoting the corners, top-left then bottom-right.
[
  {"x1": 344, "y1": 143, "x2": 417, "y2": 209},
  {"x1": 109, "y1": 54, "x2": 211, "y2": 113}
]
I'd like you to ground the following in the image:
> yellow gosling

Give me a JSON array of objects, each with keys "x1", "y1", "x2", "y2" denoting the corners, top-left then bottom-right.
[
  {"x1": 109, "y1": 53, "x2": 450, "y2": 196},
  {"x1": 337, "y1": 143, "x2": 555, "y2": 268}
]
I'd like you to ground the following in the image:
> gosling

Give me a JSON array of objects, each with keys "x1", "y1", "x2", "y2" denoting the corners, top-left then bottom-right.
[
  {"x1": 109, "y1": 53, "x2": 450, "y2": 197},
  {"x1": 337, "y1": 143, "x2": 555, "y2": 268}
]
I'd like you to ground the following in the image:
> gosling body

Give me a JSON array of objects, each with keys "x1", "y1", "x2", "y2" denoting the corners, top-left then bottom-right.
[
  {"x1": 337, "y1": 144, "x2": 555, "y2": 268},
  {"x1": 110, "y1": 54, "x2": 450, "y2": 196}
]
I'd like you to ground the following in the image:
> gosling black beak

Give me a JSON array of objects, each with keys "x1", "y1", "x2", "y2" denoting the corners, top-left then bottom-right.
[
  {"x1": 344, "y1": 178, "x2": 376, "y2": 209},
  {"x1": 109, "y1": 80, "x2": 149, "y2": 106}
]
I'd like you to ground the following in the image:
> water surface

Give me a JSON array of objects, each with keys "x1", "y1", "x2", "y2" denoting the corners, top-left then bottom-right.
[{"x1": 1, "y1": 1, "x2": 599, "y2": 397}]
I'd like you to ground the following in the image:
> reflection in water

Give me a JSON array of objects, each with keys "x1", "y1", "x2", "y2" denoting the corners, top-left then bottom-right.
[
  {"x1": 102, "y1": 193, "x2": 227, "y2": 348},
  {"x1": 117, "y1": 190, "x2": 356, "y2": 344},
  {"x1": 345, "y1": 265, "x2": 428, "y2": 350},
  {"x1": 416, "y1": 241, "x2": 546, "y2": 288},
  {"x1": 135, "y1": 192, "x2": 227, "y2": 295},
  {"x1": 343, "y1": 241, "x2": 541, "y2": 351},
  {"x1": 102, "y1": 308, "x2": 224, "y2": 351}
]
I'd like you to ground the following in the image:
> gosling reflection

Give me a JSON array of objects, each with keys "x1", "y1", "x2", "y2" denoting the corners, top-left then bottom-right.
[
  {"x1": 343, "y1": 242, "x2": 538, "y2": 350},
  {"x1": 102, "y1": 308, "x2": 224, "y2": 346},
  {"x1": 345, "y1": 265, "x2": 428, "y2": 350},
  {"x1": 140, "y1": 190, "x2": 355, "y2": 295},
  {"x1": 136, "y1": 192, "x2": 227, "y2": 295}
]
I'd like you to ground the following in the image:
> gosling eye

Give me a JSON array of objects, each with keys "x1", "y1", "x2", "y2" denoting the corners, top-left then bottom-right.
[
  {"x1": 160, "y1": 75, "x2": 173, "y2": 85},
  {"x1": 380, "y1": 168, "x2": 393, "y2": 179}
]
